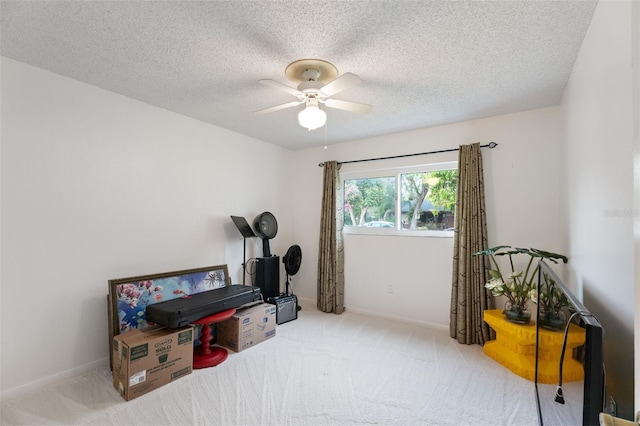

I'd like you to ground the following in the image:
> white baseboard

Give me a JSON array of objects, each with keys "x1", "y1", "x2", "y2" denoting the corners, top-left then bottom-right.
[
  {"x1": 344, "y1": 305, "x2": 449, "y2": 331},
  {"x1": 296, "y1": 296, "x2": 315, "y2": 308},
  {"x1": 296, "y1": 295, "x2": 448, "y2": 331},
  {"x1": 1, "y1": 357, "x2": 109, "y2": 401}
]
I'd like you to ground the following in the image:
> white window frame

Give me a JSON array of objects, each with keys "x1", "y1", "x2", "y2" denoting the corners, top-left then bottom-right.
[{"x1": 342, "y1": 161, "x2": 457, "y2": 237}]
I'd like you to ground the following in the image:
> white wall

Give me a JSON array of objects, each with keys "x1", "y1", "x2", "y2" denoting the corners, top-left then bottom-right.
[
  {"x1": 291, "y1": 106, "x2": 567, "y2": 328},
  {"x1": 0, "y1": 57, "x2": 293, "y2": 397},
  {"x1": 561, "y1": 1, "x2": 636, "y2": 419}
]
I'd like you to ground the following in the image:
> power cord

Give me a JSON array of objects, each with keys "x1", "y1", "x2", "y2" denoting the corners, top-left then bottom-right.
[
  {"x1": 555, "y1": 310, "x2": 596, "y2": 404},
  {"x1": 245, "y1": 258, "x2": 258, "y2": 286}
]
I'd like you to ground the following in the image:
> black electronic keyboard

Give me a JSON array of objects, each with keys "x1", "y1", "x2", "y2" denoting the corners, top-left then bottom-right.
[{"x1": 145, "y1": 285, "x2": 262, "y2": 328}]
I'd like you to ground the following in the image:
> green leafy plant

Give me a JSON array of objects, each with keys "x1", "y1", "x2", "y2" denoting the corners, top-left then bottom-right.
[
  {"x1": 538, "y1": 273, "x2": 569, "y2": 312},
  {"x1": 537, "y1": 271, "x2": 570, "y2": 330},
  {"x1": 474, "y1": 245, "x2": 568, "y2": 311}
]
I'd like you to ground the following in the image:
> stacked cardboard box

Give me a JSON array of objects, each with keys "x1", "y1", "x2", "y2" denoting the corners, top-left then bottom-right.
[
  {"x1": 217, "y1": 303, "x2": 276, "y2": 352},
  {"x1": 112, "y1": 325, "x2": 194, "y2": 401}
]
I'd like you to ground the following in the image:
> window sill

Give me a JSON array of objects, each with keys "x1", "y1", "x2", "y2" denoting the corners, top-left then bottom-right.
[{"x1": 343, "y1": 227, "x2": 454, "y2": 238}]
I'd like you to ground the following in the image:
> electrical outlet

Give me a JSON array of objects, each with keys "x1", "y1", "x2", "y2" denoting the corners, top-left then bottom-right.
[{"x1": 387, "y1": 284, "x2": 394, "y2": 294}]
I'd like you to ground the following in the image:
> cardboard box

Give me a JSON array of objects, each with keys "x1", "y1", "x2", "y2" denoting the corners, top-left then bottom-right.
[
  {"x1": 112, "y1": 325, "x2": 194, "y2": 401},
  {"x1": 217, "y1": 303, "x2": 276, "y2": 352}
]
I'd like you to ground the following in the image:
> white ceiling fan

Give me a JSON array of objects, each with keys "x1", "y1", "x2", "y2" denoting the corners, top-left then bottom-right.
[{"x1": 255, "y1": 59, "x2": 373, "y2": 131}]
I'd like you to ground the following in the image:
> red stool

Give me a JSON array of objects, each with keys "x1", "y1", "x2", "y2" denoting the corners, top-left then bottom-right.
[{"x1": 191, "y1": 308, "x2": 236, "y2": 369}]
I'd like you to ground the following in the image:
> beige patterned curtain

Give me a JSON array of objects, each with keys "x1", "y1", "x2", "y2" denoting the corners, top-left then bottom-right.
[
  {"x1": 450, "y1": 143, "x2": 495, "y2": 345},
  {"x1": 317, "y1": 161, "x2": 345, "y2": 314}
]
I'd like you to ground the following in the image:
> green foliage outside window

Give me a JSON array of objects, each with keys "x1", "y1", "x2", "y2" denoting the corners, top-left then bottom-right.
[
  {"x1": 344, "y1": 177, "x2": 395, "y2": 226},
  {"x1": 344, "y1": 168, "x2": 457, "y2": 230}
]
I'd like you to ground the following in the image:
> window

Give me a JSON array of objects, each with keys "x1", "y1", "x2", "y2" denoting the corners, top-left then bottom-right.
[
  {"x1": 344, "y1": 176, "x2": 396, "y2": 227},
  {"x1": 343, "y1": 162, "x2": 457, "y2": 236}
]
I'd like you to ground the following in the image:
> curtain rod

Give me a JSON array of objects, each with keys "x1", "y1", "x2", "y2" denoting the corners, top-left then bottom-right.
[{"x1": 318, "y1": 141, "x2": 498, "y2": 167}]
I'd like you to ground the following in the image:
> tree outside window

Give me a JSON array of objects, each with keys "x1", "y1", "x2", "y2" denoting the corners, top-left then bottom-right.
[
  {"x1": 344, "y1": 177, "x2": 395, "y2": 226},
  {"x1": 401, "y1": 170, "x2": 457, "y2": 230},
  {"x1": 344, "y1": 167, "x2": 457, "y2": 231}
]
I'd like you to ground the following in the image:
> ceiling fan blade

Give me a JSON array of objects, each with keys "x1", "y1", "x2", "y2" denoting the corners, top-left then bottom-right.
[
  {"x1": 259, "y1": 79, "x2": 303, "y2": 97},
  {"x1": 254, "y1": 100, "x2": 303, "y2": 115},
  {"x1": 320, "y1": 72, "x2": 362, "y2": 97},
  {"x1": 324, "y1": 98, "x2": 373, "y2": 114}
]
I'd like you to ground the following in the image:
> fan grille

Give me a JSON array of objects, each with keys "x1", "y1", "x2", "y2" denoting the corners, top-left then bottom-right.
[{"x1": 284, "y1": 245, "x2": 302, "y2": 276}]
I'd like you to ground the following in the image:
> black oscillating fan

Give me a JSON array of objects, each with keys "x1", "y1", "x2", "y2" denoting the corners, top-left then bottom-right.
[
  {"x1": 282, "y1": 244, "x2": 302, "y2": 296},
  {"x1": 253, "y1": 212, "x2": 278, "y2": 257}
]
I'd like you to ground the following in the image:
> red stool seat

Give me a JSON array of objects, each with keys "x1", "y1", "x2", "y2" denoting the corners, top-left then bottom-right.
[{"x1": 191, "y1": 308, "x2": 236, "y2": 369}]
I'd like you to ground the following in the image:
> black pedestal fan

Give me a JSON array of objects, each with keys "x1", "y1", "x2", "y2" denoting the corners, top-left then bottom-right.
[
  {"x1": 283, "y1": 244, "x2": 302, "y2": 310},
  {"x1": 253, "y1": 212, "x2": 278, "y2": 257}
]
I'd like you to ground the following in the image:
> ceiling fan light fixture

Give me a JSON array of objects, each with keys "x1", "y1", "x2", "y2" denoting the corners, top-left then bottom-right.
[
  {"x1": 298, "y1": 101, "x2": 326, "y2": 131},
  {"x1": 257, "y1": 59, "x2": 372, "y2": 131}
]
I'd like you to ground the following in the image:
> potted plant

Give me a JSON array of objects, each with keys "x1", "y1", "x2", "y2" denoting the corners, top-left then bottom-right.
[
  {"x1": 474, "y1": 246, "x2": 568, "y2": 324},
  {"x1": 537, "y1": 271, "x2": 570, "y2": 331}
]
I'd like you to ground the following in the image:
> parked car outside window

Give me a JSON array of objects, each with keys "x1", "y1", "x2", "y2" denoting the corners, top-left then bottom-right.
[{"x1": 365, "y1": 221, "x2": 395, "y2": 228}]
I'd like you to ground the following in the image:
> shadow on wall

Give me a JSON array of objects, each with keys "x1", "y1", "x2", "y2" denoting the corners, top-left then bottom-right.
[{"x1": 583, "y1": 280, "x2": 634, "y2": 420}]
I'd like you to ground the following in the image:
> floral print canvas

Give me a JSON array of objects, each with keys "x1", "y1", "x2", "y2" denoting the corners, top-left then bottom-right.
[{"x1": 116, "y1": 268, "x2": 227, "y2": 333}]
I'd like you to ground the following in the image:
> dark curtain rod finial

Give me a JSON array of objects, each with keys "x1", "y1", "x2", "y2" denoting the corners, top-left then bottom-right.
[{"x1": 318, "y1": 141, "x2": 498, "y2": 167}]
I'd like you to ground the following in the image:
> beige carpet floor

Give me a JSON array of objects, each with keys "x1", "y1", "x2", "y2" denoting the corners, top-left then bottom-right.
[{"x1": 1, "y1": 303, "x2": 561, "y2": 425}]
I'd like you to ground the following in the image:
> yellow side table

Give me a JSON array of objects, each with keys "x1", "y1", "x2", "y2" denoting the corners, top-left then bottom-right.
[{"x1": 483, "y1": 309, "x2": 585, "y2": 383}]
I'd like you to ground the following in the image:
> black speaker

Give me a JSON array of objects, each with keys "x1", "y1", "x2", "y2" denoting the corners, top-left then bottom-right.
[
  {"x1": 255, "y1": 256, "x2": 280, "y2": 299},
  {"x1": 268, "y1": 295, "x2": 298, "y2": 324}
]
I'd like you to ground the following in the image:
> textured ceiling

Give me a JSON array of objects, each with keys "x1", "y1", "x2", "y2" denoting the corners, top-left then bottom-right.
[{"x1": 0, "y1": 1, "x2": 597, "y2": 150}]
